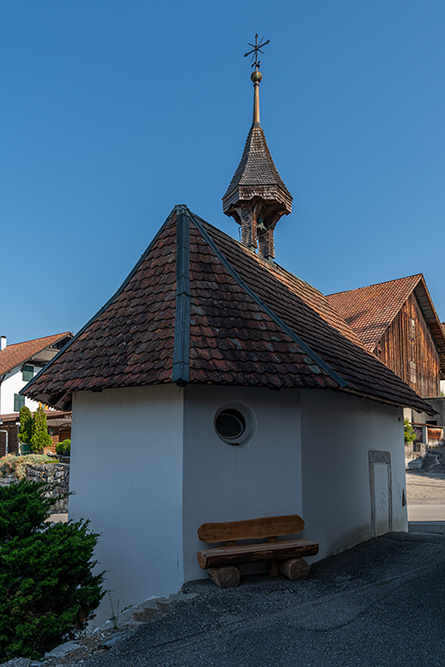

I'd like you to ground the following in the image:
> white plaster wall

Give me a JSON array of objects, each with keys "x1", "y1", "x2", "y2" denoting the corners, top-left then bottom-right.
[
  {"x1": 182, "y1": 385, "x2": 302, "y2": 582},
  {"x1": 300, "y1": 390, "x2": 407, "y2": 561},
  {"x1": 69, "y1": 385, "x2": 184, "y2": 624},
  {"x1": 0, "y1": 366, "x2": 40, "y2": 414}
]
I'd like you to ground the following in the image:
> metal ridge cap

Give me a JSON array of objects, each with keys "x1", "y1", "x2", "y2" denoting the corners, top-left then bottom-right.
[
  {"x1": 188, "y1": 211, "x2": 347, "y2": 389},
  {"x1": 172, "y1": 209, "x2": 191, "y2": 385}
]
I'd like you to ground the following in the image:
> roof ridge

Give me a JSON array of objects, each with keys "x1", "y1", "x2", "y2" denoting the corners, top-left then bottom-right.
[
  {"x1": 192, "y1": 212, "x2": 366, "y2": 351},
  {"x1": 171, "y1": 209, "x2": 191, "y2": 385},
  {"x1": 189, "y1": 210, "x2": 347, "y2": 389},
  {"x1": 2, "y1": 332, "x2": 71, "y2": 349},
  {"x1": 328, "y1": 273, "x2": 423, "y2": 297}
]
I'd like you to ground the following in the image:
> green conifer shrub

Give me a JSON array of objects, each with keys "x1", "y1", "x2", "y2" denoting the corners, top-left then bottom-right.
[
  {"x1": 0, "y1": 480, "x2": 104, "y2": 661},
  {"x1": 30, "y1": 406, "x2": 52, "y2": 453},
  {"x1": 18, "y1": 406, "x2": 33, "y2": 445}
]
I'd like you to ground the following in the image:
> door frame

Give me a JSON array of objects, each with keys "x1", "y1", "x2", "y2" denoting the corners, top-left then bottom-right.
[{"x1": 368, "y1": 449, "x2": 392, "y2": 538}]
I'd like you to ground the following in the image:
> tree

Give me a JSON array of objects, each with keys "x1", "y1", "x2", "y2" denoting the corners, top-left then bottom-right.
[
  {"x1": 30, "y1": 406, "x2": 52, "y2": 453},
  {"x1": 18, "y1": 407, "x2": 33, "y2": 445},
  {"x1": 0, "y1": 480, "x2": 104, "y2": 661},
  {"x1": 404, "y1": 419, "x2": 416, "y2": 446}
]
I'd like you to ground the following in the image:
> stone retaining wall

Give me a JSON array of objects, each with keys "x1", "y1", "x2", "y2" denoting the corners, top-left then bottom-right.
[{"x1": 0, "y1": 463, "x2": 70, "y2": 513}]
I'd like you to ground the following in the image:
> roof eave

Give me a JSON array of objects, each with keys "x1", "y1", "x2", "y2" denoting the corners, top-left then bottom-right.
[{"x1": 340, "y1": 386, "x2": 437, "y2": 416}]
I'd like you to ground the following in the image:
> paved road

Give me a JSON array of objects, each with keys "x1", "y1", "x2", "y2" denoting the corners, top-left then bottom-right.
[
  {"x1": 406, "y1": 465, "x2": 445, "y2": 536},
  {"x1": 70, "y1": 532, "x2": 445, "y2": 667},
  {"x1": 408, "y1": 501, "x2": 445, "y2": 523},
  {"x1": 406, "y1": 467, "x2": 445, "y2": 533},
  {"x1": 34, "y1": 467, "x2": 445, "y2": 666}
]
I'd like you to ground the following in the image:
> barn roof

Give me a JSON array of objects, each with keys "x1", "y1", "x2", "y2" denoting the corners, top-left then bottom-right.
[
  {"x1": 327, "y1": 275, "x2": 445, "y2": 378},
  {"x1": 23, "y1": 206, "x2": 434, "y2": 414},
  {"x1": 0, "y1": 333, "x2": 72, "y2": 376}
]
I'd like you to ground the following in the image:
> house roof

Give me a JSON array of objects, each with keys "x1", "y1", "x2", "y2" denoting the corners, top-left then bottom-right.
[
  {"x1": 327, "y1": 275, "x2": 445, "y2": 378},
  {"x1": 222, "y1": 123, "x2": 292, "y2": 216},
  {"x1": 23, "y1": 206, "x2": 434, "y2": 415},
  {"x1": 0, "y1": 410, "x2": 71, "y2": 423},
  {"x1": 0, "y1": 333, "x2": 72, "y2": 376}
]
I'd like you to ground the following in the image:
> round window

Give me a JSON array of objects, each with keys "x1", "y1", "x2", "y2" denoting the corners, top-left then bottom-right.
[
  {"x1": 215, "y1": 409, "x2": 246, "y2": 440},
  {"x1": 214, "y1": 403, "x2": 256, "y2": 446}
]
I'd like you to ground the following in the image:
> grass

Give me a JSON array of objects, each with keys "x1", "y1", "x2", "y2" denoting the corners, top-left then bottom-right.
[{"x1": 0, "y1": 454, "x2": 57, "y2": 480}]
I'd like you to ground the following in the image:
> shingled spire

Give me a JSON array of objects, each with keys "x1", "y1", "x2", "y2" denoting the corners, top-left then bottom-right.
[{"x1": 222, "y1": 35, "x2": 292, "y2": 261}]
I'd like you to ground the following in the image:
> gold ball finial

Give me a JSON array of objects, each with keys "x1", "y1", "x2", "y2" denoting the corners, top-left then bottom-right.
[{"x1": 251, "y1": 70, "x2": 262, "y2": 84}]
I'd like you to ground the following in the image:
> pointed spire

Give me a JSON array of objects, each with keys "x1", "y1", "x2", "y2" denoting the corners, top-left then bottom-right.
[
  {"x1": 222, "y1": 35, "x2": 292, "y2": 261},
  {"x1": 245, "y1": 34, "x2": 268, "y2": 126},
  {"x1": 252, "y1": 69, "x2": 261, "y2": 124}
]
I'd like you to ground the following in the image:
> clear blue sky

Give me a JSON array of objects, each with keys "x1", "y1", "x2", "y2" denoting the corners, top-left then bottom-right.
[{"x1": 2, "y1": 1, "x2": 445, "y2": 344}]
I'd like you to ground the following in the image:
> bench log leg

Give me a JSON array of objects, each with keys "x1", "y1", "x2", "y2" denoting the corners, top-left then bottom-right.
[
  {"x1": 279, "y1": 558, "x2": 310, "y2": 581},
  {"x1": 208, "y1": 566, "x2": 241, "y2": 588},
  {"x1": 269, "y1": 561, "x2": 280, "y2": 576}
]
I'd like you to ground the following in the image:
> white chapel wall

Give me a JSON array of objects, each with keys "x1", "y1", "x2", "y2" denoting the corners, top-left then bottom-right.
[
  {"x1": 182, "y1": 385, "x2": 303, "y2": 582},
  {"x1": 300, "y1": 389, "x2": 407, "y2": 561},
  {"x1": 69, "y1": 384, "x2": 184, "y2": 623}
]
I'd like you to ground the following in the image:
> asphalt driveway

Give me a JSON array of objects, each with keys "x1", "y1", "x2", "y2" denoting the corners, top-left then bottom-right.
[{"x1": 62, "y1": 530, "x2": 445, "y2": 667}]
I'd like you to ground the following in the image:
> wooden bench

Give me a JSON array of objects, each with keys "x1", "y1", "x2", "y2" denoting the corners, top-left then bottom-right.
[{"x1": 197, "y1": 514, "x2": 319, "y2": 588}]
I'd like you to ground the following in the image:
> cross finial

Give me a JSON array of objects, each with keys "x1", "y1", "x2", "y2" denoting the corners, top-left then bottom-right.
[{"x1": 244, "y1": 34, "x2": 270, "y2": 70}]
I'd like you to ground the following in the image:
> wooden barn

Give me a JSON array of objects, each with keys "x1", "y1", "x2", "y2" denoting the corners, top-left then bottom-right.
[{"x1": 328, "y1": 275, "x2": 445, "y2": 403}]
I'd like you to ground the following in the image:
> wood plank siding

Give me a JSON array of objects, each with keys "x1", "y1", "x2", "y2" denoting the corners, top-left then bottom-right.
[{"x1": 374, "y1": 294, "x2": 440, "y2": 397}]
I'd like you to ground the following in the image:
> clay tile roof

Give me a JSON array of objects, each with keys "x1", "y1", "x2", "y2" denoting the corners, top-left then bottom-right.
[
  {"x1": 327, "y1": 276, "x2": 445, "y2": 378},
  {"x1": 222, "y1": 123, "x2": 292, "y2": 214},
  {"x1": 0, "y1": 333, "x2": 72, "y2": 376},
  {"x1": 23, "y1": 206, "x2": 434, "y2": 415},
  {"x1": 327, "y1": 275, "x2": 423, "y2": 350}
]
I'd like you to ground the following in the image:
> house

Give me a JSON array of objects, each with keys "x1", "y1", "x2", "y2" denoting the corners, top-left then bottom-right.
[
  {"x1": 0, "y1": 333, "x2": 72, "y2": 415},
  {"x1": 0, "y1": 333, "x2": 72, "y2": 455},
  {"x1": 327, "y1": 275, "x2": 445, "y2": 420},
  {"x1": 23, "y1": 55, "x2": 434, "y2": 621},
  {"x1": 0, "y1": 410, "x2": 72, "y2": 458}
]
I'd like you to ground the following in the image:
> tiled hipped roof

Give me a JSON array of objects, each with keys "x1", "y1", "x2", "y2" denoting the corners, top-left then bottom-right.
[
  {"x1": 23, "y1": 206, "x2": 434, "y2": 415},
  {"x1": 0, "y1": 333, "x2": 72, "y2": 376}
]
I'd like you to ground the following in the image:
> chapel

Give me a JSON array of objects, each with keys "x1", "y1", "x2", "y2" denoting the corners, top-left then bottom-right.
[{"x1": 23, "y1": 40, "x2": 433, "y2": 619}]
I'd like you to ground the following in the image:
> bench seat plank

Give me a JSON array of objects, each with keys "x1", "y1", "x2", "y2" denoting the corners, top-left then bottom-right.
[
  {"x1": 198, "y1": 515, "x2": 304, "y2": 543},
  {"x1": 198, "y1": 538, "x2": 319, "y2": 569}
]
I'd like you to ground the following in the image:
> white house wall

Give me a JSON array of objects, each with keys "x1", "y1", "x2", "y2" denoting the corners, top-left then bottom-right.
[
  {"x1": 0, "y1": 366, "x2": 40, "y2": 414},
  {"x1": 69, "y1": 384, "x2": 184, "y2": 623},
  {"x1": 300, "y1": 389, "x2": 407, "y2": 561},
  {"x1": 182, "y1": 385, "x2": 303, "y2": 582}
]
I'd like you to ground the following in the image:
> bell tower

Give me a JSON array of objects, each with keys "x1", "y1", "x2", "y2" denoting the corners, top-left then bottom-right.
[{"x1": 222, "y1": 35, "x2": 292, "y2": 261}]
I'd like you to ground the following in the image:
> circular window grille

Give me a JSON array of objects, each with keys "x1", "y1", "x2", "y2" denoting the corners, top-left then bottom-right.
[{"x1": 214, "y1": 403, "x2": 256, "y2": 446}]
